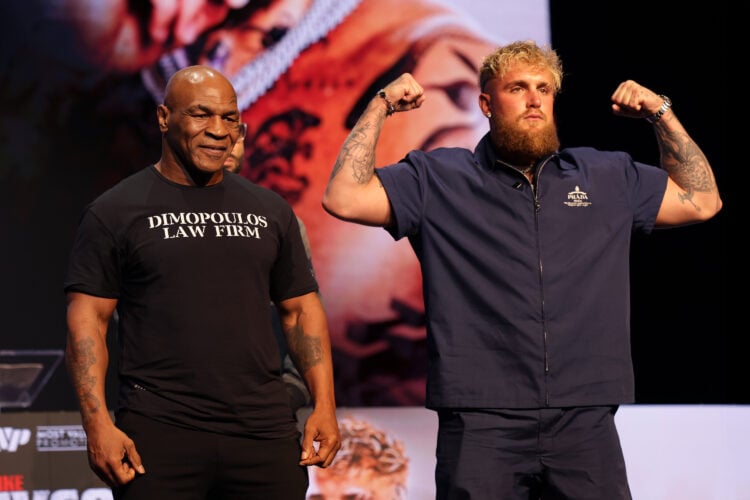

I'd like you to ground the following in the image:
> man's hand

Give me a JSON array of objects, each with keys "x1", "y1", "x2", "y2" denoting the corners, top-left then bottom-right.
[
  {"x1": 611, "y1": 79, "x2": 666, "y2": 119},
  {"x1": 299, "y1": 407, "x2": 341, "y2": 468},
  {"x1": 379, "y1": 73, "x2": 426, "y2": 114},
  {"x1": 86, "y1": 422, "x2": 145, "y2": 487}
]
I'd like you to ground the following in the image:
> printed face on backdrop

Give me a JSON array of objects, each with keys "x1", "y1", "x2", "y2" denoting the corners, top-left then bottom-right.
[
  {"x1": 21, "y1": 0, "x2": 531, "y2": 405},
  {"x1": 307, "y1": 417, "x2": 409, "y2": 500}
]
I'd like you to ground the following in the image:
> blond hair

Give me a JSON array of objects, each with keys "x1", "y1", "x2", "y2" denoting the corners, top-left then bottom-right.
[{"x1": 479, "y1": 40, "x2": 563, "y2": 94}]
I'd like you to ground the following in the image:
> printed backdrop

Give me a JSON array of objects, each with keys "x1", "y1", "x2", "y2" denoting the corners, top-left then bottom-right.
[
  {"x1": 0, "y1": 0, "x2": 549, "y2": 409},
  {"x1": 0, "y1": 0, "x2": 730, "y2": 412}
]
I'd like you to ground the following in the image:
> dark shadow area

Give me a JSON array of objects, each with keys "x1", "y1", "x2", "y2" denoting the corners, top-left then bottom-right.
[{"x1": 550, "y1": 0, "x2": 732, "y2": 402}]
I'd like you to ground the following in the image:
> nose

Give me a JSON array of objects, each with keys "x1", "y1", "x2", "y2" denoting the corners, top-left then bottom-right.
[
  {"x1": 206, "y1": 116, "x2": 232, "y2": 138},
  {"x1": 528, "y1": 90, "x2": 542, "y2": 108}
]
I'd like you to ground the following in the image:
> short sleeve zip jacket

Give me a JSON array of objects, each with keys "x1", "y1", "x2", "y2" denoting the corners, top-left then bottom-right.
[{"x1": 376, "y1": 133, "x2": 668, "y2": 409}]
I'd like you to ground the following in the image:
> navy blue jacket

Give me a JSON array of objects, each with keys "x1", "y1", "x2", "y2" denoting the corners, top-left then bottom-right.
[{"x1": 377, "y1": 133, "x2": 667, "y2": 409}]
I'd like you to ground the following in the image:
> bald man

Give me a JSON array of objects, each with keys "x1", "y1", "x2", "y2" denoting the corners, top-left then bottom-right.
[{"x1": 64, "y1": 66, "x2": 340, "y2": 499}]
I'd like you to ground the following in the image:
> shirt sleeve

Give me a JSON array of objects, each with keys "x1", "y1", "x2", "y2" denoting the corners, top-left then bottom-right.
[
  {"x1": 376, "y1": 150, "x2": 429, "y2": 241},
  {"x1": 63, "y1": 208, "x2": 121, "y2": 298},
  {"x1": 269, "y1": 209, "x2": 319, "y2": 302},
  {"x1": 627, "y1": 157, "x2": 669, "y2": 234}
]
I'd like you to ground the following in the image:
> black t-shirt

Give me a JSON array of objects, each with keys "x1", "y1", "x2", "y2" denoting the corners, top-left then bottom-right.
[{"x1": 65, "y1": 166, "x2": 317, "y2": 438}]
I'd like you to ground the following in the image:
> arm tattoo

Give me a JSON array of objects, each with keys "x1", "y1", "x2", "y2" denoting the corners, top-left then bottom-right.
[
  {"x1": 331, "y1": 119, "x2": 380, "y2": 185},
  {"x1": 656, "y1": 126, "x2": 716, "y2": 209},
  {"x1": 68, "y1": 337, "x2": 103, "y2": 423},
  {"x1": 285, "y1": 323, "x2": 323, "y2": 373}
]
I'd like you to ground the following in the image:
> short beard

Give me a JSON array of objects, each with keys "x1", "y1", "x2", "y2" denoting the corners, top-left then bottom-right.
[{"x1": 490, "y1": 117, "x2": 560, "y2": 168}]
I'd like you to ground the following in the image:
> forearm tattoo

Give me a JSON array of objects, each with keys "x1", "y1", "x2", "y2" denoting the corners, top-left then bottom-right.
[
  {"x1": 332, "y1": 119, "x2": 380, "y2": 185},
  {"x1": 67, "y1": 337, "x2": 103, "y2": 423},
  {"x1": 286, "y1": 323, "x2": 323, "y2": 373},
  {"x1": 656, "y1": 125, "x2": 716, "y2": 209}
]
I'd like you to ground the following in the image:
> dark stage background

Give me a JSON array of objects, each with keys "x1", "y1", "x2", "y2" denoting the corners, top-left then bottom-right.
[
  {"x1": 1, "y1": 0, "x2": 732, "y2": 412},
  {"x1": 549, "y1": 1, "x2": 731, "y2": 403}
]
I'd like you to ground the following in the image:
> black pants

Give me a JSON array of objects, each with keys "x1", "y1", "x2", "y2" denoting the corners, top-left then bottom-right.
[
  {"x1": 435, "y1": 406, "x2": 632, "y2": 500},
  {"x1": 113, "y1": 411, "x2": 308, "y2": 500}
]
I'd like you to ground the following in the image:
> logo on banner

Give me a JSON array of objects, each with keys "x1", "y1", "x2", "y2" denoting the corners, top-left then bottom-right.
[
  {"x1": 0, "y1": 427, "x2": 31, "y2": 453},
  {"x1": 36, "y1": 425, "x2": 88, "y2": 451}
]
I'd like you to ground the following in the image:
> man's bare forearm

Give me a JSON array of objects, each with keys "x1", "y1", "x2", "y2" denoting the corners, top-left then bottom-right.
[
  {"x1": 654, "y1": 112, "x2": 720, "y2": 210},
  {"x1": 66, "y1": 334, "x2": 110, "y2": 428},
  {"x1": 285, "y1": 321, "x2": 323, "y2": 373},
  {"x1": 279, "y1": 293, "x2": 336, "y2": 407},
  {"x1": 65, "y1": 293, "x2": 116, "y2": 430},
  {"x1": 324, "y1": 76, "x2": 422, "y2": 225},
  {"x1": 330, "y1": 101, "x2": 387, "y2": 185}
]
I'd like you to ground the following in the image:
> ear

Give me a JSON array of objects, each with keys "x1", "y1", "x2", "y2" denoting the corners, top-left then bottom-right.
[
  {"x1": 156, "y1": 104, "x2": 169, "y2": 132},
  {"x1": 478, "y1": 92, "x2": 491, "y2": 117}
]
